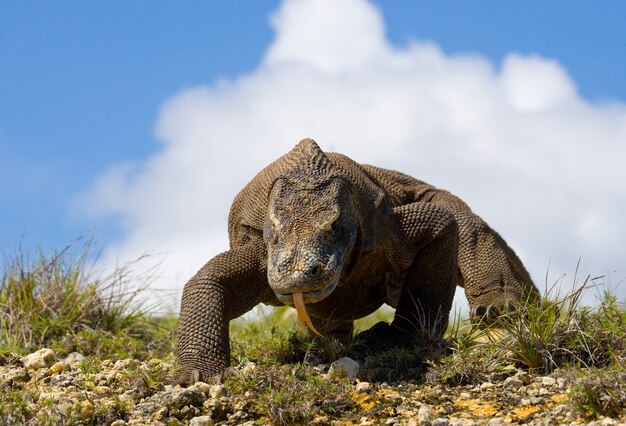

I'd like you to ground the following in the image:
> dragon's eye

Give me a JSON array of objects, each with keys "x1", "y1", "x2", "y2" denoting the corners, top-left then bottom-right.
[
  {"x1": 270, "y1": 222, "x2": 279, "y2": 244},
  {"x1": 322, "y1": 209, "x2": 340, "y2": 236}
]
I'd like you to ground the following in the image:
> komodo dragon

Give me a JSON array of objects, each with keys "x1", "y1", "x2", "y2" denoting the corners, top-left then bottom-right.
[{"x1": 176, "y1": 138, "x2": 538, "y2": 384}]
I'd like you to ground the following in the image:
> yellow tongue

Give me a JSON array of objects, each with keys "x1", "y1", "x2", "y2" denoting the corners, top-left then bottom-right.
[{"x1": 292, "y1": 292, "x2": 324, "y2": 338}]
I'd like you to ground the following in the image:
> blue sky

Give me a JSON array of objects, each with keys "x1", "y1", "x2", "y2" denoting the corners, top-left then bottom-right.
[{"x1": 2, "y1": 1, "x2": 626, "y2": 307}]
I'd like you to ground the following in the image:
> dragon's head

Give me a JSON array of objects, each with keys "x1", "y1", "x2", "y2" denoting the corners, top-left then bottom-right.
[{"x1": 263, "y1": 140, "x2": 359, "y2": 335}]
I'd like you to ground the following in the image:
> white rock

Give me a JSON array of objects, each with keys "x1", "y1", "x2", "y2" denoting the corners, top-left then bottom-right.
[
  {"x1": 7, "y1": 368, "x2": 30, "y2": 382},
  {"x1": 191, "y1": 381, "x2": 211, "y2": 394},
  {"x1": 417, "y1": 403, "x2": 433, "y2": 425},
  {"x1": 503, "y1": 377, "x2": 524, "y2": 390},
  {"x1": 189, "y1": 415, "x2": 214, "y2": 426},
  {"x1": 242, "y1": 362, "x2": 256, "y2": 375},
  {"x1": 480, "y1": 381, "x2": 495, "y2": 390},
  {"x1": 63, "y1": 352, "x2": 85, "y2": 365},
  {"x1": 432, "y1": 419, "x2": 450, "y2": 426},
  {"x1": 21, "y1": 348, "x2": 56, "y2": 370},
  {"x1": 114, "y1": 359, "x2": 140, "y2": 370},
  {"x1": 328, "y1": 357, "x2": 359, "y2": 378},
  {"x1": 355, "y1": 381, "x2": 371, "y2": 393},
  {"x1": 209, "y1": 384, "x2": 226, "y2": 398},
  {"x1": 542, "y1": 376, "x2": 556, "y2": 387}
]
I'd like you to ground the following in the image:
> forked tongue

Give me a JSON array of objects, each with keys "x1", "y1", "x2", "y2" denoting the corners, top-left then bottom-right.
[{"x1": 293, "y1": 292, "x2": 324, "y2": 338}]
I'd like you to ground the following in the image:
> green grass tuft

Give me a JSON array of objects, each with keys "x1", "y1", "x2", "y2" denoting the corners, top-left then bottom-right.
[{"x1": 0, "y1": 240, "x2": 175, "y2": 359}]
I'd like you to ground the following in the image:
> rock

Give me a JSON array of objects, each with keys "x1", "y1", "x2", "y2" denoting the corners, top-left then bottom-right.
[
  {"x1": 21, "y1": 348, "x2": 56, "y2": 370},
  {"x1": 209, "y1": 384, "x2": 226, "y2": 398},
  {"x1": 110, "y1": 421, "x2": 126, "y2": 426},
  {"x1": 64, "y1": 352, "x2": 85, "y2": 365},
  {"x1": 515, "y1": 371, "x2": 531, "y2": 385},
  {"x1": 487, "y1": 418, "x2": 505, "y2": 426},
  {"x1": 480, "y1": 381, "x2": 495, "y2": 390},
  {"x1": 503, "y1": 376, "x2": 524, "y2": 390},
  {"x1": 76, "y1": 399, "x2": 95, "y2": 420},
  {"x1": 541, "y1": 376, "x2": 556, "y2": 387},
  {"x1": 188, "y1": 381, "x2": 211, "y2": 394},
  {"x1": 93, "y1": 385, "x2": 111, "y2": 395},
  {"x1": 242, "y1": 362, "x2": 256, "y2": 375},
  {"x1": 189, "y1": 416, "x2": 214, "y2": 426},
  {"x1": 7, "y1": 368, "x2": 30, "y2": 382},
  {"x1": 44, "y1": 361, "x2": 65, "y2": 376},
  {"x1": 329, "y1": 357, "x2": 359, "y2": 378},
  {"x1": 417, "y1": 403, "x2": 433, "y2": 425},
  {"x1": 156, "y1": 387, "x2": 207, "y2": 410},
  {"x1": 155, "y1": 406, "x2": 169, "y2": 420},
  {"x1": 355, "y1": 381, "x2": 371, "y2": 393},
  {"x1": 114, "y1": 359, "x2": 141, "y2": 370},
  {"x1": 432, "y1": 419, "x2": 450, "y2": 426}
]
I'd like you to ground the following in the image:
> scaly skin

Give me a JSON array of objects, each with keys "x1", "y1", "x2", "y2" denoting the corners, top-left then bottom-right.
[{"x1": 175, "y1": 139, "x2": 538, "y2": 384}]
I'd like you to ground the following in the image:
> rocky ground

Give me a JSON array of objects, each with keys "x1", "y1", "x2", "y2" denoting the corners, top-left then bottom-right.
[{"x1": 2, "y1": 348, "x2": 625, "y2": 425}]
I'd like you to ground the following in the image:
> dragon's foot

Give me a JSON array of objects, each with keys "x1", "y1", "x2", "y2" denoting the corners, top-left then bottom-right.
[
  {"x1": 470, "y1": 301, "x2": 516, "y2": 325},
  {"x1": 355, "y1": 321, "x2": 417, "y2": 352}
]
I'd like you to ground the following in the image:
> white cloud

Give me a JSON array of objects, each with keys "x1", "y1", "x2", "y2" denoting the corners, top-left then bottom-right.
[{"x1": 81, "y1": 0, "x2": 626, "y2": 311}]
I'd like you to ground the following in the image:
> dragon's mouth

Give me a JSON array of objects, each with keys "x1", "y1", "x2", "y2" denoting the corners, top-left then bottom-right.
[{"x1": 276, "y1": 283, "x2": 337, "y2": 338}]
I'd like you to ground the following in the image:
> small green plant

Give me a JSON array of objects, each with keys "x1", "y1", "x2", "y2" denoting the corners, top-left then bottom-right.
[
  {"x1": 570, "y1": 367, "x2": 626, "y2": 419},
  {"x1": 494, "y1": 273, "x2": 626, "y2": 374},
  {"x1": 227, "y1": 363, "x2": 353, "y2": 424}
]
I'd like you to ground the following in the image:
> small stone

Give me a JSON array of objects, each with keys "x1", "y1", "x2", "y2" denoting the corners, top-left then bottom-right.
[
  {"x1": 557, "y1": 377, "x2": 567, "y2": 389},
  {"x1": 480, "y1": 381, "x2": 495, "y2": 390},
  {"x1": 601, "y1": 419, "x2": 615, "y2": 425},
  {"x1": 417, "y1": 403, "x2": 433, "y2": 425},
  {"x1": 432, "y1": 419, "x2": 450, "y2": 426},
  {"x1": 77, "y1": 399, "x2": 95, "y2": 420},
  {"x1": 530, "y1": 396, "x2": 546, "y2": 404},
  {"x1": 21, "y1": 348, "x2": 56, "y2": 370},
  {"x1": 503, "y1": 376, "x2": 524, "y2": 390},
  {"x1": 191, "y1": 381, "x2": 211, "y2": 394},
  {"x1": 110, "y1": 421, "x2": 126, "y2": 426},
  {"x1": 355, "y1": 381, "x2": 371, "y2": 393},
  {"x1": 7, "y1": 368, "x2": 30, "y2": 382},
  {"x1": 542, "y1": 376, "x2": 556, "y2": 387},
  {"x1": 459, "y1": 392, "x2": 471, "y2": 399},
  {"x1": 329, "y1": 357, "x2": 359, "y2": 378},
  {"x1": 64, "y1": 352, "x2": 85, "y2": 365},
  {"x1": 242, "y1": 362, "x2": 256, "y2": 374},
  {"x1": 114, "y1": 359, "x2": 141, "y2": 370},
  {"x1": 488, "y1": 418, "x2": 505, "y2": 426},
  {"x1": 93, "y1": 386, "x2": 111, "y2": 395},
  {"x1": 189, "y1": 415, "x2": 214, "y2": 426},
  {"x1": 515, "y1": 371, "x2": 531, "y2": 385},
  {"x1": 155, "y1": 407, "x2": 169, "y2": 420},
  {"x1": 209, "y1": 384, "x2": 226, "y2": 398},
  {"x1": 45, "y1": 361, "x2": 65, "y2": 376},
  {"x1": 407, "y1": 420, "x2": 418, "y2": 426}
]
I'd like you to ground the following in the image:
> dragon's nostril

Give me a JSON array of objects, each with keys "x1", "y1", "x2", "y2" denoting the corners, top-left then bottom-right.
[{"x1": 310, "y1": 264, "x2": 321, "y2": 278}]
